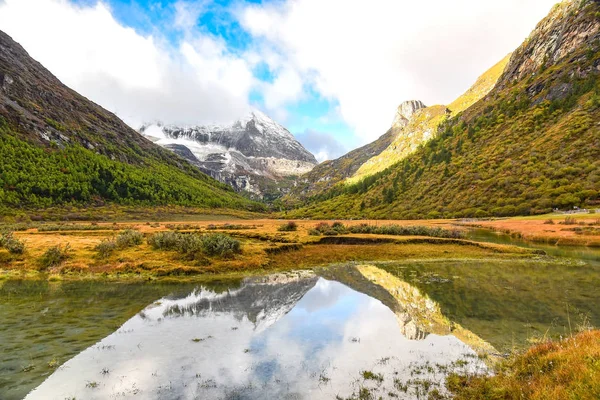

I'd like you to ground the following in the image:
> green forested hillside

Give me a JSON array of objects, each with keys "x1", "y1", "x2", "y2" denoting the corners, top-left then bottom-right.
[
  {"x1": 0, "y1": 31, "x2": 261, "y2": 212},
  {"x1": 0, "y1": 120, "x2": 259, "y2": 209},
  {"x1": 285, "y1": 0, "x2": 600, "y2": 219}
]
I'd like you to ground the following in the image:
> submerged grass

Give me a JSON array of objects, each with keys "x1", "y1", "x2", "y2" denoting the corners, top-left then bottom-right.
[{"x1": 446, "y1": 330, "x2": 600, "y2": 400}]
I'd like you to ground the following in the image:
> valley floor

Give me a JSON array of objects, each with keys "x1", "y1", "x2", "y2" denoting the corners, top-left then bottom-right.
[
  {"x1": 457, "y1": 213, "x2": 600, "y2": 247},
  {"x1": 0, "y1": 218, "x2": 550, "y2": 281}
]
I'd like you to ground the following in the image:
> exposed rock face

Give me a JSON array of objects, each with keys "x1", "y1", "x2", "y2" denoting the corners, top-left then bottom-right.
[
  {"x1": 499, "y1": 0, "x2": 600, "y2": 86},
  {"x1": 141, "y1": 111, "x2": 318, "y2": 199},
  {"x1": 0, "y1": 30, "x2": 161, "y2": 161},
  {"x1": 349, "y1": 104, "x2": 448, "y2": 184},
  {"x1": 392, "y1": 100, "x2": 427, "y2": 128}
]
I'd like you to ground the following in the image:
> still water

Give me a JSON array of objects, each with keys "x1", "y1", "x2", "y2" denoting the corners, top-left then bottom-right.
[
  {"x1": 17, "y1": 272, "x2": 485, "y2": 400},
  {"x1": 2, "y1": 251, "x2": 599, "y2": 399}
]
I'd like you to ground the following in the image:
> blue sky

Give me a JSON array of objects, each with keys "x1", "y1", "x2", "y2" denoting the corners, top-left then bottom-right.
[
  {"x1": 0, "y1": 0, "x2": 559, "y2": 161},
  {"x1": 70, "y1": 0, "x2": 358, "y2": 158}
]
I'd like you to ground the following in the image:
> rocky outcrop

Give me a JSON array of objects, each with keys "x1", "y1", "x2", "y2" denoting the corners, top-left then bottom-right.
[
  {"x1": 499, "y1": 0, "x2": 600, "y2": 86},
  {"x1": 349, "y1": 104, "x2": 448, "y2": 184},
  {"x1": 141, "y1": 111, "x2": 317, "y2": 199},
  {"x1": 392, "y1": 100, "x2": 427, "y2": 128}
]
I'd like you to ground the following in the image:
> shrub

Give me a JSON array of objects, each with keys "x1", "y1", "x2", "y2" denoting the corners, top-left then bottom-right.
[
  {"x1": 311, "y1": 222, "x2": 347, "y2": 236},
  {"x1": 544, "y1": 219, "x2": 555, "y2": 225},
  {"x1": 148, "y1": 231, "x2": 241, "y2": 259},
  {"x1": 176, "y1": 234, "x2": 204, "y2": 258},
  {"x1": 95, "y1": 240, "x2": 117, "y2": 259},
  {"x1": 347, "y1": 224, "x2": 464, "y2": 239},
  {"x1": 314, "y1": 222, "x2": 331, "y2": 233},
  {"x1": 277, "y1": 221, "x2": 298, "y2": 232},
  {"x1": 308, "y1": 228, "x2": 321, "y2": 236},
  {"x1": 147, "y1": 231, "x2": 181, "y2": 250},
  {"x1": 39, "y1": 244, "x2": 71, "y2": 270},
  {"x1": 0, "y1": 231, "x2": 25, "y2": 254},
  {"x1": 331, "y1": 221, "x2": 348, "y2": 234},
  {"x1": 200, "y1": 233, "x2": 241, "y2": 258},
  {"x1": 115, "y1": 229, "x2": 144, "y2": 248},
  {"x1": 561, "y1": 216, "x2": 578, "y2": 225}
]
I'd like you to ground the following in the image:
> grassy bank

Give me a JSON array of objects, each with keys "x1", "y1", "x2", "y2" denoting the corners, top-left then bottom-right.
[
  {"x1": 447, "y1": 330, "x2": 600, "y2": 400},
  {"x1": 458, "y1": 214, "x2": 600, "y2": 247},
  {"x1": 0, "y1": 219, "x2": 541, "y2": 281}
]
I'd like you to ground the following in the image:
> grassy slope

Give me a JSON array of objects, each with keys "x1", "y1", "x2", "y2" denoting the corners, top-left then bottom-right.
[
  {"x1": 0, "y1": 122, "x2": 261, "y2": 211},
  {"x1": 283, "y1": 128, "x2": 397, "y2": 203},
  {"x1": 287, "y1": 1, "x2": 600, "y2": 219},
  {"x1": 348, "y1": 54, "x2": 512, "y2": 184}
]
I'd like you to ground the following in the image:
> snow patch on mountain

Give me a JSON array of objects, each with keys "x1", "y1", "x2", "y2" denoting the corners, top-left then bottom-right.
[{"x1": 139, "y1": 110, "x2": 317, "y2": 198}]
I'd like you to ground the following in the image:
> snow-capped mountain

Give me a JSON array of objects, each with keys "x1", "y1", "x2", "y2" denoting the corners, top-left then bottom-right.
[
  {"x1": 162, "y1": 271, "x2": 319, "y2": 332},
  {"x1": 139, "y1": 110, "x2": 318, "y2": 198}
]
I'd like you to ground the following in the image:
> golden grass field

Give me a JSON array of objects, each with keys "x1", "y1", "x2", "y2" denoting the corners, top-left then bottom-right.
[
  {"x1": 0, "y1": 218, "x2": 546, "y2": 281},
  {"x1": 458, "y1": 214, "x2": 600, "y2": 246}
]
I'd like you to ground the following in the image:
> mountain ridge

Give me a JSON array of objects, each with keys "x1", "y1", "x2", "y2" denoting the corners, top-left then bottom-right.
[
  {"x1": 141, "y1": 110, "x2": 317, "y2": 200},
  {"x1": 284, "y1": 0, "x2": 600, "y2": 219},
  {"x1": 0, "y1": 30, "x2": 261, "y2": 210},
  {"x1": 284, "y1": 52, "x2": 511, "y2": 203}
]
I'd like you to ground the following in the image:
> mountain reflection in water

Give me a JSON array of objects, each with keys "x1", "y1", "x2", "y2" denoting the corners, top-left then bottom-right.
[{"x1": 26, "y1": 270, "x2": 486, "y2": 400}]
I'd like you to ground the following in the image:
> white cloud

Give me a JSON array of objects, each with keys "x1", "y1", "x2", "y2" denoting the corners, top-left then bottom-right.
[
  {"x1": 295, "y1": 129, "x2": 348, "y2": 162},
  {"x1": 240, "y1": 0, "x2": 558, "y2": 143},
  {"x1": 173, "y1": 0, "x2": 207, "y2": 31},
  {"x1": 0, "y1": 0, "x2": 560, "y2": 150},
  {"x1": 0, "y1": 0, "x2": 253, "y2": 127},
  {"x1": 263, "y1": 66, "x2": 304, "y2": 110}
]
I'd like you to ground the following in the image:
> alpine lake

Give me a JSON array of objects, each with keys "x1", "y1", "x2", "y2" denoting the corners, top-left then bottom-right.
[{"x1": 1, "y1": 230, "x2": 599, "y2": 400}]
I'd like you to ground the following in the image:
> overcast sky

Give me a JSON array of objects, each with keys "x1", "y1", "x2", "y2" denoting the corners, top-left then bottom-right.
[{"x1": 0, "y1": 0, "x2": 558, "y2": 161}]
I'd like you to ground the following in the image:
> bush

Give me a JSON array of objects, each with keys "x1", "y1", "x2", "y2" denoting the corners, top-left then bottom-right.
[
  {"x1": 115, "y1": 229, "x2": 144, "y2": 248},
  {"x1": 277, "y1": 221, "x2": 298, "y2": 232},
  {"x1": 308, "y1": 228, "x2": 321, "y2": 236},
  {"x1": 310, "y1": 222, "x2": 348, "y2": 236},
  {"x1": 0, "y1": 231, "x2": 25, "y2": 254},
  {"x1": 561, "y1": 216, "x2": 578, "y2": 225},
  {"x1": 544, "y1": 219, "x2": 555, "y2": 225},
  {"x1": 347, "y1": 224, "x2": 464, "y2": 239},
  {"x1": 94, "y1": 229, "x2": 143, "y2": 258},
  {"x1": 148, "y1": 231, "x2": 241, "y2": 259},
  {"x1": 95, "y1": 240, "x2": 118, "y2": 259},
  {"x1": 331, "y1": 221, "x2": 348, "y2": 234},
  {"x1": 39, "y1": 244, "x2": 71, "y2": 270},
  {"x1": 200, "y1": 233, "x2": 241, "y2": 258},
  {"x1": 147, "y1": 231, "x2": 181, "y2": 250}
]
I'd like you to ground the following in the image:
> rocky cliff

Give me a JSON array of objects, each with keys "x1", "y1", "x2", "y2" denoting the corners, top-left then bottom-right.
[
  {"x1": 499, "y1": 0, "x2": 600, "y2": 87},
  {"x1": 392, "y1": 100, "x2": 427, "y2": 128},
  {"x1": 141, "y1": 111, "x2": 317, "y2": 199}
]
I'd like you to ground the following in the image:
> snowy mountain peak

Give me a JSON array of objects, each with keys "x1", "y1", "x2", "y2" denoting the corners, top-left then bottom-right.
[{"x1": 139, "y1": 111, "x2": 317, "y2": 199}]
